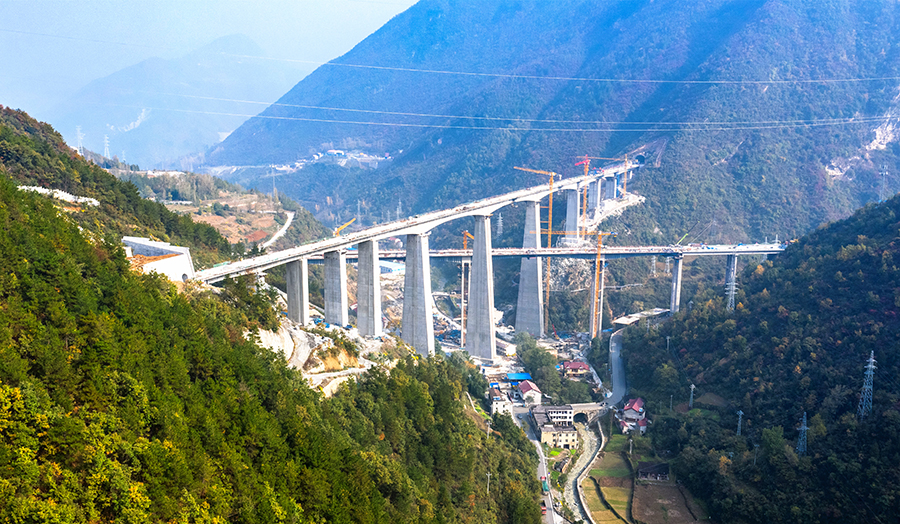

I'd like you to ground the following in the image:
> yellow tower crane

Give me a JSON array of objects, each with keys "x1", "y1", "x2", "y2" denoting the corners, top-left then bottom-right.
[
  {"x1": 459, "y1": 230, "x2": 475, "y2": 347},
  {"x1": 514, "y1": 166, "x2": 560, "y2": 328},
  {"x1": 534, "y1": 228, "x2": 617, "y2": 338},
  {"x1": 333, "y1": 217, "x2": 356, "y2": 237},
  {"x1": 575, "y1": 154, "x2": 631, "y2": 199}
]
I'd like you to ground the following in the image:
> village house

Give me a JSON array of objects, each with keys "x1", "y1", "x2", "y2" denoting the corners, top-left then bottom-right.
[
  {"x1": 617, "y1": 397, "x2": 649, "y2": 435},
  {"x1": 561, "y1": 361, "x2": 591, "y2": 379},
  {"x1": 518, "y1": 380, "x2": 542, "y2": 405},
  {"x1": 532, "y1": 405, "x2": 577, "y2": 449}
]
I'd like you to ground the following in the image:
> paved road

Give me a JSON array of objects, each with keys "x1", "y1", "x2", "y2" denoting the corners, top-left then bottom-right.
[
  {"x1": 261, "y1": 211, "x2": 295, "y2": 249},
  {"x1": 608, "y1": 329, "x2": 627, "y2": 406},
  {"x1": 514, "y1": 411, "x2": 558, "y2": 524}
]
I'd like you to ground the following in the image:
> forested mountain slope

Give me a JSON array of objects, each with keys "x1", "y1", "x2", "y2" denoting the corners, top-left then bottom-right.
[
  {"x1": 620, "y1": 195, "x2": 900, "y2": 523},
  {"x1": 207, "y1": 0, "x2": 900, "y2": 246},
  {"x1": 0, "y1": 105, "x2": 241, "y2": 267},
  {"x1": 0, "y1": 134, "x2": 542, "y2": 521}
]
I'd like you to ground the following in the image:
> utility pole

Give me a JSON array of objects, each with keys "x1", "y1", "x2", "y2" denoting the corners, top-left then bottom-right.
[
  {"x1": 736, "y1": 410, "x2": 744, "y2": 436},
  {"x1": 857, "y1": 351, "x2": 876, "y2": 420},
  {"x1": 796, "y1": 412, "x2": 808, "y2": 457},
  {"x1": 689, "y1": 384, "x2": 696, "y2": 409}
]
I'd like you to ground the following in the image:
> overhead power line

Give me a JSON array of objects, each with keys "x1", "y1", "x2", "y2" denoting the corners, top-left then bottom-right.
[
  {"x1": 150, "y1": 91, "x2": 897, "y2": 127},
  {"x1": 90, "y1": 101, "x2": 899, "y2": 133},
  {"x1": 224, "y1": 52, "x2": 900, "y2": 85}
]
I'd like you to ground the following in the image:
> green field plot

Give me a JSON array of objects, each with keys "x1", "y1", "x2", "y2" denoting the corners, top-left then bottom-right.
[
  {"x1": 605, "y1": 434, "x2": 628, "y2": 452},
  {"x1": 601, "y1": 486, "x2": 631, "y2": 517},
  {"x1": 583, "y1": 477, "x2": 626, "y2": 523},
  {"x1": 593, "y1": 452, "x2": 631, "y2": 478}
]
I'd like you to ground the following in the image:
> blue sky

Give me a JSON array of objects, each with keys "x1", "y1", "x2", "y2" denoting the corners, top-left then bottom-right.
[{"x1": 0, "y1": 0, "x2": 418, "y2": 119}]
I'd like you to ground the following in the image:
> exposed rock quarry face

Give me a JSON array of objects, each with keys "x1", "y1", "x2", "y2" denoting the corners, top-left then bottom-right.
[{"x1": 246, "y1": 321, "x2": 326, "y2": 369}]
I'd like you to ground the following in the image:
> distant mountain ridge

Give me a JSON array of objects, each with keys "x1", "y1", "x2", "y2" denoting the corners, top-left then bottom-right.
[
  {"x1": 47, "y1": 34, "x2": 305, "y2": 169},
  {"x1": 205, "y1": 0, "x2": 900, "y2": 246}
]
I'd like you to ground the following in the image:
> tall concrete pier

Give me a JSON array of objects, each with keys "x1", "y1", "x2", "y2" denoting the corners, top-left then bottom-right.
[
  {"x1": 588, "y1": 180, "x2": 599, "y2": 210},
  {"x1": 565, "y1": 188, "x2": 581, "y2": 243},
  {"x1": 604, "y1": 176, "x2": 618, "y2": 200},
  {"x1": 468, "y1": 215, "x2": 497, "y2": 361},
  {"x1": 401, "y1": 234, "x2": 435, "y2": 356},
  {"x1": 670, "y1": 255, "x2": 684, "y2": 313},
  {"x1": 515, "y1": 200, "x2": 544, "y2": 337},
  {"x1": 357, "y1": 240, "x2": 382, "y2": 337},
  {"x1": 324, "y1": 251, "x2": 349, "y2": 326},
  {"x1": 285, "y1": 258, "x2": 310, "y2": 325},
  {"x1": 589, "y1": 256, "x2": 606, "y2": 338}
]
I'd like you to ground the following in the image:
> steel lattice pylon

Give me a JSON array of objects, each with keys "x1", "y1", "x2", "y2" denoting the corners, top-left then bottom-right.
[
  {"x1": 796, "y1": 412, "x2": 808, "y2": 456},
  {"x1": 857, "y1": 351, "x2": 876, "y2": 420}
]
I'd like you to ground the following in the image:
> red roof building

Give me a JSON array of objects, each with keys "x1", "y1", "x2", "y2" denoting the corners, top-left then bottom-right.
[{"x1": 562, "y1": 361, "x2": 591, "y2": 377}]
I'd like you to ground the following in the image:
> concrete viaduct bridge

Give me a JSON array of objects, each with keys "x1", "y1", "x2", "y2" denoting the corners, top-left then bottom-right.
[{"x1": 194, "y1": 161, "x2": 783, "y2": 360}]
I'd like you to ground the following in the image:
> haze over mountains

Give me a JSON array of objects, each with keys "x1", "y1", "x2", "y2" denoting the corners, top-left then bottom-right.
[
  {"x1": 48, "y1": 34, "x2": 304, "y2": 169},
  {"x1": 206, "y1": 0, "x2": 900, "y2": 245}
]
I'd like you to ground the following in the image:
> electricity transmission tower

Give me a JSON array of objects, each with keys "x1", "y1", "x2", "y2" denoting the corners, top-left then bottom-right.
[
  {"x1": 736, "y1": 410, "x2": 744, "y2": 436},
  {"x1": 726, "y1": 280, "x2": 738, "y2": 311},
  {"x1": 396, "y1": 199, "x2": 402, "y2": 221},
  {"x1": 651, "y1": 255, "x2": 657, "y2": 277},
  {"x1": 76, "y1": 126, "x2": 84, "y2": 156},
  {"x1": 689, "y1": 384, "x2": 696, "y2": 409},
  {"x1": 880, "y1": 164, "x2": 889, "y2": 202},
  {"x1": 796, "y1": 412, "x2": 808, "y2": 457},
  {"x1": 103, "y1": 135, "x2": 110, "y2": 159},
  {"x1": 496, "y1": 212, "x2": 503, "y2": 236},
  {"x1": 857, "y1": 351, "x2": 876, "y2": 420}
]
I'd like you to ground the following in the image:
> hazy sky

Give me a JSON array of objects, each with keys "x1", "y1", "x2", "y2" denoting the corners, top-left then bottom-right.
[{"x1": 0, "y1": 0, "x2": 418, "y2": 119}]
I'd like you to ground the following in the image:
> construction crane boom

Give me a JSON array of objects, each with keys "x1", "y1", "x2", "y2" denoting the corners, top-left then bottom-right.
[
  {"x1": 333, "y1": 217, "x2": 356, "y2": 237},
  {"x1": 515, "y1": 165, "x2": 560, "y2": 333}
]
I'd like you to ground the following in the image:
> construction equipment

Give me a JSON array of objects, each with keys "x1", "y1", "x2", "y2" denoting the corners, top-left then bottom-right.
[
  {"x1": 333, "y1": 217, "x2": 356, "y2": 237},
  {"x1": 575, "y1": 154, "x2": 630, "y2": 196},
  {"x1": 460, "y1": 231, "x2": 474, "y2": 347},
  {"x1": 514, "y1": 166, "x2": 561, "y2": 331},
  {"x1": 462, "y1": 230, "x2": 475, "y2": 250},
  {"x1": 535, "y1": 228, "x2": 617, "y2": 338}
]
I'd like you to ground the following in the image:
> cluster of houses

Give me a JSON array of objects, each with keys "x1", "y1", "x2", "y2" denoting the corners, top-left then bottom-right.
[{"x1": 616, "y1": 397, "x2": 648, "y2": 435}]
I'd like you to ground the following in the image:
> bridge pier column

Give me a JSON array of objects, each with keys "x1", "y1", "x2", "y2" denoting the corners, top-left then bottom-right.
[
  {"x1": 603, "y1": 176, "x2": 617, "y2": 200},
  {"x1": 402, "y1": 233, "x2": 435, "y2": 356},
  {"x1": 324, "y1": 250, "x2": 349, "y2": 326},
  {"x1": 565, "y1": 188, "x2": 581, "y2": 243},
  {"x1": 358, "y1": 240, "x2": 382, "y2": 337},
  {"x1": 588, "y1": 180, "x2": 599, "y2": 210},
  {"x1": 515, "y1": 201, "x2": 544, "y2": 338},
  {"x1": 670, "y1": 255, "x2": 684, "y2": 313},
  {"x1": 286, "y1": 259, "x2": 310, "y2": 325},
  {"x1": 469, "y1": 215, "x2": 497, "y2": 362}
]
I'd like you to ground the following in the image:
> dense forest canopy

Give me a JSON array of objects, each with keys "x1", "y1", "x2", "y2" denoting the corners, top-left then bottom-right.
[
  {"x1": 620, "y1": 195, "x2": 900, "y2": 523},
  {"x1": 0, "y1": 108, "x2": 544, "y2": 522},
  {"x1": 0, "y1": 106, "x2": 235, "y2": 267}
]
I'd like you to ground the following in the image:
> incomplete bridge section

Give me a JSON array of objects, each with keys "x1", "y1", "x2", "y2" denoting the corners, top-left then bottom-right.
[
  {"x1": 194, "y1": 160, "x2": 782, "y2": 361},
  {"x1": 195, "y1": 161, "x2": 636, "y2": 360}
]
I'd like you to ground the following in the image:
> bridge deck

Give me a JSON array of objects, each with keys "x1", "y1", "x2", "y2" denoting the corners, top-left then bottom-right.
[{"x1": 194, "y1": 161, "x2": 637, "y2": 283}]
